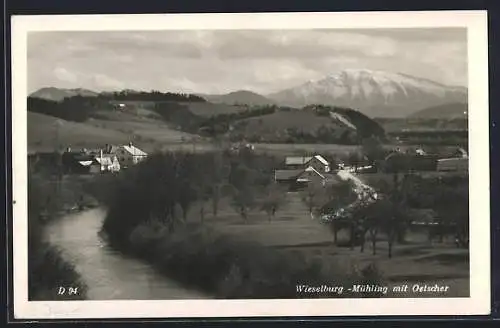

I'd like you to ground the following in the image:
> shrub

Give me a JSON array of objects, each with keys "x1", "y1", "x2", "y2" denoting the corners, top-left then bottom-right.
[
  {"x1": 28, "y1": 173, "x2": 88, "y2": 300},
  {"x1": 119, "y1": 223, "x2": 380, "y2": 299}
]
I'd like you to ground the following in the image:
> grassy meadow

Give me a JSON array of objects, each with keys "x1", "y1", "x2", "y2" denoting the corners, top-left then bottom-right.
[{"x1": 177, "y1": 191, "x2": 469, "y2": 298}]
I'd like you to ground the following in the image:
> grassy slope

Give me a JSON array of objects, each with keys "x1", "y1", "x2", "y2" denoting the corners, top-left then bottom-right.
[
  {"x1": 28, "y1": 110, "x2": 203, "y2": 153},
  {"x1": 107, "y1": 100, "x2": 248, "y2": 117},
  {"x1": 182, "y1": 102, "x2": 250, "y2": 117},
  {"x1": 231, "y1": 110, "x2": 350, "y2": 139},
  {"x1": 201, "y1": 90, "x2": 275, "y2": 106},
  {"x1": 376, "y1": 118, "x2": 468, "y2": 133},
  {"x1": 188, "y1": 192, "x2": 469, "y2": 297},
  {"x1": 28, "y1": 112, "x2": 133, "y2": 151},
  {"x1": 409, "y1": 102, "x2": 468, "y2": 119}
]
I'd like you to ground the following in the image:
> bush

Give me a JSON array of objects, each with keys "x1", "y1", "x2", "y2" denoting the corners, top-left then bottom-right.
[
  {"x1": 28, "y1": 173, "x2": 88, "y2": 300},
  {"x1": 100, "y1": 150, "x2": 385, "y2": 298},
  {"x1": 121, "y1": 223, "x2": 381, "y2": 299},
  {"x1": 29, "y1": 243, "x2": 88, "y2": 300}
]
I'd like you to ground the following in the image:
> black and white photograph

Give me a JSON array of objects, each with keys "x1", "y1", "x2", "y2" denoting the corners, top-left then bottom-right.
[{"x1": 11, "y1": 11, "x2": 490, "y2": 318}]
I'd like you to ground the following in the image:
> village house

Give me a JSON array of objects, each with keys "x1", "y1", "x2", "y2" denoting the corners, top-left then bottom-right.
[
  {"x1": 61, "y1": 148, "x2": 96, "y2": 174},
  {"x1": 61, "y1": 147, "x2": 120, "y2": 174},
  {"x1": 275, "y1": 154, "x2": 334, "y2": 190},
  {"x1": 452, "y1": 147, "x2": 468, "y2": 158},
  {"x1": 105, "y1": 142, "x2": 148, "y2": 168},
  {"x1": 89, "y1": 150, "x2": 121, "y2": 173},
  {"x1": 284, "y1": 155, "x2": 331, "y2": 173}
]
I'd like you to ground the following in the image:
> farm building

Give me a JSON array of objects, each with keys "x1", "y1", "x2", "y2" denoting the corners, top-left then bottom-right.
[
  {"x1": 382, "y1": 151, "x2": 438, "y2": 173},
  {"x1": 451, "y1": 147, "x2": 468, "y2": 158},
  {"x1": 274, "y1": 165, "x2": 336, "y2": 190},
  {"x1": 436, "y1": 157, "x2": 468, "y2": 172},
  {"x1": 274, "y1": 169, "x2": 303, "y2": 184},
  {"x1": 296, "y1": 166, "x2": 326, "y2": 184},
  {"x1": 284, "y1": 155, "x2": 331, "y2": 173},
  {"x1": 90, "y1": 151, "x2": 121, "y2": 173},
  {"x1": 107, "y1": 142, "x2": 148, "y2": 168},
  {"x1": 62, "y1": 149, "x2": 96, "y2": 174},
  {"x1": 62, "y1": 148, "x2": 120, "y2": 174}
]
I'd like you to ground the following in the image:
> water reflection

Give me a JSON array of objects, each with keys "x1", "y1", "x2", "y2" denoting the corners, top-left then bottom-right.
[{"x1": 45, "y1": 208, "x2": 208, "y2": 300}]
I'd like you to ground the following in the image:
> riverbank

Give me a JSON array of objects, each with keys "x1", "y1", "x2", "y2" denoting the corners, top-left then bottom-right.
[
  {"x1": 45, "y1": 208, "x2": 210, "y2": 299},
  {"x1": 99, "y1": 151, "x2": 386, "y2": 299},
  {"x1": 28, "y1": 173, "x2": 89, "y2": 300},
  {"x1": 106, "y1": 214, "x2": 379, "y2": 299}
]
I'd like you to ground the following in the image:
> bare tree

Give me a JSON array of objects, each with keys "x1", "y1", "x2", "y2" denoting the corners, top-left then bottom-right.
[
  {"x1": 231, "y1": 188, "x2": 256, "y2": 222},
  {"x1": 301, "y1": 183, "x2": 325, "y2": 216},
  {"x1": 261, "y1": 183, "x2": 287, "y2": 222}
]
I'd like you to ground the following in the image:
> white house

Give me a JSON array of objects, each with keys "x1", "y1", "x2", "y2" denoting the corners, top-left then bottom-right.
[
  {"x1": 114, "y1": 142, "x2": 148, "y2": 168},
  {"x1": 415, "y1": 148, "x2": 427, "y2": 156},
  {"x1": 453, "y1": 147, "x2": 468, "y2": 158},
  {"x1": 284, "y1": 155, "x2": 330, "y2": 173},
  {"x1": 89, "y1": 150, "x2": 121, "y2": 173},
  {"x1": 295, "y1": 166, "x2": 326, "y2": 183}
]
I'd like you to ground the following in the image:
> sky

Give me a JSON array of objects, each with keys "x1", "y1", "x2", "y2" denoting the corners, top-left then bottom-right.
[{"x1": 27, "y1": 28, "x2": 467, "y2": 95}]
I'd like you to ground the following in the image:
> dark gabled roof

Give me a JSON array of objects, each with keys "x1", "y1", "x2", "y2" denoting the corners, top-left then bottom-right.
[
  {"x1": 285, "y1": 156, "x2": 313, "y2": 165},
  {"x1": 274, "y1": 169, "x2": 303, "y2": 181}
]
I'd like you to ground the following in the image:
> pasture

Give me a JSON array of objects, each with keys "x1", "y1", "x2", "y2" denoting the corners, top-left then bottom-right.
[
  {"x1": 184, "y1": 191, "x2": 469, "y2": 298},
  {"x1": 28, "y1": 111, "x2": 204, "y2": 153}
]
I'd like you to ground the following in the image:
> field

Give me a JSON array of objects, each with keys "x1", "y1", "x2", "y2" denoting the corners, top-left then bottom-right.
[
  {"x1": 108, "y1": 100, "x2": 248, "y2": 117},
  {"x1": 28, "y1": 111, "x2": 460, "y2": 159},
  {"x1": 357, "y1": 171, "x2": 468, "y2": 187},
  {"x1": 28, "y1": 111, "x2": 203, "y2": 153},
  {"x1": 232, "y1": 111, "x2": 348, "y2": 139},
  {"x1": 27, "y1": 111, "x2": 362, "y2": 155},
  {"x1": 375, "y1": 117, "x2": 468, "y2": 133},
  {"x1": 182, "y1": 191, "x2": 468, "y2": 297}
]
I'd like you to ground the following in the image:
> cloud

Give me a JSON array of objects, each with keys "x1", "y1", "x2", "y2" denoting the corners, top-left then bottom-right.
[
  {"x1": 53, "y1": 67, "x2": 77, "y2": 83},
  {"x1": 27, "y1": 28, "x2": 467, "y2": 94}
]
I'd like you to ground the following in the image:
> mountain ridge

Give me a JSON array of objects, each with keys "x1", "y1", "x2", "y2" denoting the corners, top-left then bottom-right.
[
  {"x1": 266, "y1": 69, "x2": 467, "y2": 118},
  {"x1": 30, "y1": 69, "x2": 467, "y2": 118}
]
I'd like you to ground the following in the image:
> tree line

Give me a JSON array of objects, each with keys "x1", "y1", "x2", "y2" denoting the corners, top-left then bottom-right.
[
  {"x1": 28, "y1": 90, "x2": 206, "y2": 123},
  {"x1": 94, "y1": 149, "x2": 386, "y2": 298},
  {"x1": 316, "y1": 173, "x2": 469, "y2": 259},
  {"x1": 102, "y1": 90, "x2": 206, "y2": 102},
  {"x1": 305, "y1": 104, "x2": 386, "y2": 139},
  {"x1": 100, "y1": 149, "x2": 286, "y2": 248}
]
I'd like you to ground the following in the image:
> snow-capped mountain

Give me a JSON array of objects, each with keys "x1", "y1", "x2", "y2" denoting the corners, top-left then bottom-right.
[{"x1": 267, "y1": 69, "x2": 467, "y2": 118}]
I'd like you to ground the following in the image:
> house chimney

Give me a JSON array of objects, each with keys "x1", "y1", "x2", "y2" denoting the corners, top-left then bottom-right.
[
  {"x1": 66, "y1": 146, "x2": 71, "y2": 153},
  {"x1": 100, "y1": 149, "x2": 103, "y2": 158},
  {"x1": 129, "y1": 141, "x2": 133, "y2": 147}
]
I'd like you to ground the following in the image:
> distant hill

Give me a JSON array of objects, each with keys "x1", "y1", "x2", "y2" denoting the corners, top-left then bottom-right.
[
  {"x1": 28, "y1": 111, "x2": 132, "y2": 151},
  {"x1": 267, "y1": 69, "x2": 467, "y2": 118},
  {"x1": 199, "y1": 90, "x2": 275, "y2": 106},
  {"x1": 27, "y1": 86, "x2": 385, "y2": 146},
  {"x1": 409, "y1": 102, "x2": 468, "y2": 119},
  {"x1": 227, "y1": 105, "x2": 385, "y2": 144},
  {"x1": 28, "y1": 110, "x2": 202, "y2": 153},
  {"x1": 30, "y1": 87, "x2": 98, "y2": 102}
]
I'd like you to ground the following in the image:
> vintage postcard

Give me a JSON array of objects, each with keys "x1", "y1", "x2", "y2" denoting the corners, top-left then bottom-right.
[{"x1": 11, "y1": 11, "x2": 490, "y2": 319}]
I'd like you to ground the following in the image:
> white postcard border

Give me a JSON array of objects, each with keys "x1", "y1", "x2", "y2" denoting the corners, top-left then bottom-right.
[{"x1": 11, "y1": 10, "x2": 490, "y2": 319}]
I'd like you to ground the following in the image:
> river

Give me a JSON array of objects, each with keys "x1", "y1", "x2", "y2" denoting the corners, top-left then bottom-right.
[{"x1": 45, "y1": 208, "x2": 209, "y2": 300}]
